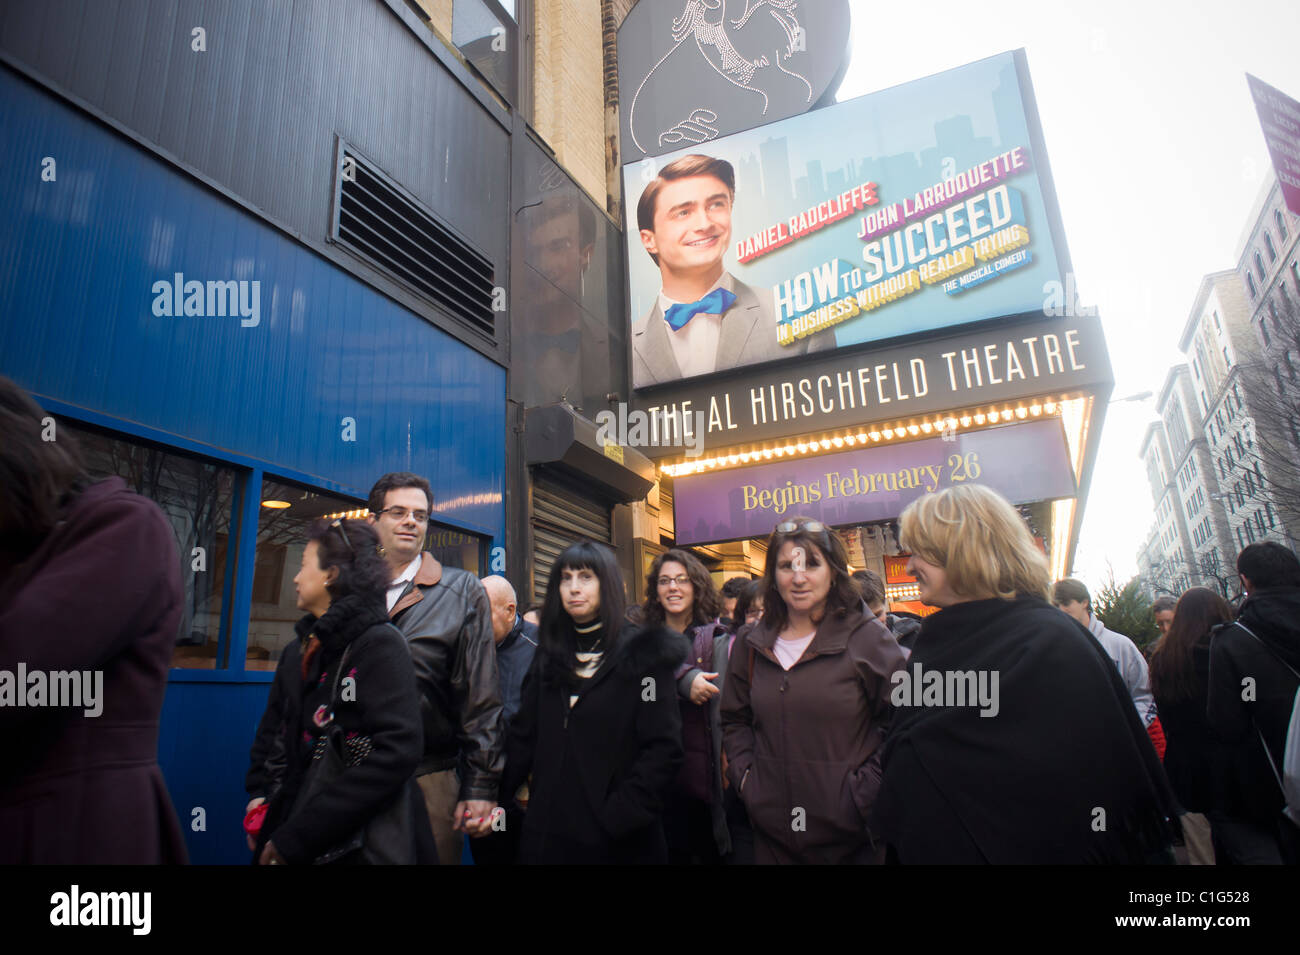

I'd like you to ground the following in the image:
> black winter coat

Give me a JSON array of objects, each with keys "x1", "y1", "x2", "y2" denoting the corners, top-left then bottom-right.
[
  {"x1": 872, "y1": 596, "x2": 1176, "y2": 864},
  {"x1": 249, "y1": 595, "x2": 428, "y2": 864},
  {"x1": 502, "y1": 624, "x2": 688, "y2": 864},
  {"x1": 1207, "y1": 588, "x2": 1300, "y2": 823},
  {"x1": 1152, "y1": 643, "x2": 1234, "y2": 814}
]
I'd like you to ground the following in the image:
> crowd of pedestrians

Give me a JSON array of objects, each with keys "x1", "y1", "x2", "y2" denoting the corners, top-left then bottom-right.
[{"x1": 4, "y1": 373, "x2": 1299, "y2": 865}]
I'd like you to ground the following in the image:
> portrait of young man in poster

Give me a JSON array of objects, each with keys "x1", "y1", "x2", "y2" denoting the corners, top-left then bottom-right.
[{"x1": 631, "y1": 154, "x2": 836, "y2": 389}]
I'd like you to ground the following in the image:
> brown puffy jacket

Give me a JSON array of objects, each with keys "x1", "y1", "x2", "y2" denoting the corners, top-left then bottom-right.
[{"x1": 720, "y1": 608, "x2": 905, "y2": 863}]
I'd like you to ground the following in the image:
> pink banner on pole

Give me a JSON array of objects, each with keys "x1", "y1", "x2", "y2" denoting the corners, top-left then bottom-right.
[{"x1": 1248, "y1": 74, "x2": 1300, "y2": 217}]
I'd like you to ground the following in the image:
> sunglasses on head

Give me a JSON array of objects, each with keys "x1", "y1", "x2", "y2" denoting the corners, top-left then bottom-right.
[
  {"x1": 330, "y1": 518, "x2": 355, "y2": 555},
  {"x1": 774, "y1": 520, "x2": 827, "y2": 534}
]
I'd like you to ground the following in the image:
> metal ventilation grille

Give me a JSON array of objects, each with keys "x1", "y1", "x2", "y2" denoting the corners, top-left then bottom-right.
[{"x1": 335, "y1": 148, "x2": 496, "y2": 337}]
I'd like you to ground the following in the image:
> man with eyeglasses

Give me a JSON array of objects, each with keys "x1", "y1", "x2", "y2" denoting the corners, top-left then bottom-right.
[{"x1": 367, "y1": 472, "x2": 503, "y2": 865}]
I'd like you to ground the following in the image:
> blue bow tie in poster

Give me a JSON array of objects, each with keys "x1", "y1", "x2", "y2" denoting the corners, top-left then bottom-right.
[{"x1": 663, "y1": 287, "x2": 737, "y2": 331}]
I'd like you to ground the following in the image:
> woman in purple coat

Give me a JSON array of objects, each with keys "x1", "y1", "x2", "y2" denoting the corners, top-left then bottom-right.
[
  {"x1": 0, "y1": 378, "x2": 187, "y2": 863},
  {"x1": 642, "y1": 548, "x2": 730, "y2": 864}
]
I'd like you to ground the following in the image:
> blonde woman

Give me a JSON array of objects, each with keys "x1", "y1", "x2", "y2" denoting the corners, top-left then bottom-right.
[{"x1": 870, "y1": 485, "x2": 1176, "y2": 864}]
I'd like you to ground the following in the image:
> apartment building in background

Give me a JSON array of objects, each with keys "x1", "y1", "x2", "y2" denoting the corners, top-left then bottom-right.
[{"x1": 1137, "y1": 174, "x2": 1300, "y2": 598}]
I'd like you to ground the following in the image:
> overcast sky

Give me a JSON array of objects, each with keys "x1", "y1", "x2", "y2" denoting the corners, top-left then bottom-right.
[{"x1": 836, "y1": 0, "x2": 1300, "y2": 591}]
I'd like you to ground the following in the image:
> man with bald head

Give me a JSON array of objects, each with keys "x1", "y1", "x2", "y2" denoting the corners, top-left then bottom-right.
[
  {"x1": 480, "y1": 576, "x2": 538, "y2": 729},
  {"x1": 475, "y1": 575, "x2": 538, "y2": 864}
]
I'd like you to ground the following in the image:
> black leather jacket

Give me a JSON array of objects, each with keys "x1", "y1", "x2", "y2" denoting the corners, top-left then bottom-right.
[{"x1": 390, "y1": 554, "x2": 503, "y2": 802}]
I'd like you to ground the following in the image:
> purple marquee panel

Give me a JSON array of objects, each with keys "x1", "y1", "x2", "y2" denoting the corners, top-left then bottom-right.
[{"x1": 673, "y1": 417, "x2": 1075, "y2": 545}]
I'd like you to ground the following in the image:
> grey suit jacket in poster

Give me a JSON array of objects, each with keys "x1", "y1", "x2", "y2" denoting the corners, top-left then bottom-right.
[{"x1": 630, "y1": 275, "x2": 837, "y2": 389}]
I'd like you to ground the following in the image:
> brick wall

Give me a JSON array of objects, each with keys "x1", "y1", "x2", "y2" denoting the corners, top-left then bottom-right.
[{"x1": 534, "y1": 0, "x2": 628, "y2": 208}]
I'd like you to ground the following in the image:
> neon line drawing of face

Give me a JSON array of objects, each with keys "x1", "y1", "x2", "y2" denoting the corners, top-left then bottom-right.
[{"x1": 627, "y1": 0, "x2": 813, "y2": 158}]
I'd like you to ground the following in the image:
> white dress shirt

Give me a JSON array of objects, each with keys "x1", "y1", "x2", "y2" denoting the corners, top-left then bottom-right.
[
  {"x1": 657, "y1": 272, "x2": 734, "y2": 379},
  {"x1": 386, "y1": 553, "x2": 422, "y2": 613}
]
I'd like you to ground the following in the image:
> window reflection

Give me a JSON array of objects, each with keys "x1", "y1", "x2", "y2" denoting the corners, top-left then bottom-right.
[
  {"x1": 452, "y1": 0, "x2": 517, "y2": 103},
  {"x1": 426, "y1": 525, "x2": 485, "y2": 574},
  {"x1": 248, "y1": 479, "x2": 364, "y2": 670},
  {"x1": 515, "y1": 141, "x2": 627, "y2": 412},
  {"x1": 60, "y1": 419, "x2": 234, "y2": 669}
]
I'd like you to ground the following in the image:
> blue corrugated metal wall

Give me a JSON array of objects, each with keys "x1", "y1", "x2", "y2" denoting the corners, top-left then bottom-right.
[
  {"x1": 0, "y1": 68, "x2": 504, "y2": 533},
  {"x1": 0, "y1": 68, "x2": 506, "y2": 863}
]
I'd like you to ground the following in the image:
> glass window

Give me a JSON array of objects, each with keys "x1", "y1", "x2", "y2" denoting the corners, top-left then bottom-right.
[
  {"x1": 246, "y1": 478, "x2": 367, "y2": 671},
  {"x1": 426, "y1": 524, "x2": 488, "y2": 574},
  {"x1": 1279, "y1": 210, "x2": 1289, "y2": 240},
  {"x1": 1247, "y1": 271, "x2": 1258, "y2": 298},
  {"x1": 59, "y1": 419, "x2": 236, "y2": 669},
  {"x1": 1265, "y1": 231, "x2": 1277, "y2": 263},
  {"x1": 452, "y1": 0, "x2": 517, "y2": 103},
  {"x1": 1256, "y1": 251, "x2": 1265, "y2": 281}
]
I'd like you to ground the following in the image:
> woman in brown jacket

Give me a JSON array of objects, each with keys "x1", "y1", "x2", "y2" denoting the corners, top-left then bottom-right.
[{"x1": 720, "y1": 517, "x2": 906, "y2": 863}]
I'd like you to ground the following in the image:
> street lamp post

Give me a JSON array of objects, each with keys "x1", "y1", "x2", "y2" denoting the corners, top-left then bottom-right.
[{"x1": 1110, "y1": 390, "x2": 1154, "y2": 405}]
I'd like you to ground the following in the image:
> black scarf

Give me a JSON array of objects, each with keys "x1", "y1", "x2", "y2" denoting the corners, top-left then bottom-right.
[{"x1": 296, "y1": 593, "x2": 389, "y2": 680}]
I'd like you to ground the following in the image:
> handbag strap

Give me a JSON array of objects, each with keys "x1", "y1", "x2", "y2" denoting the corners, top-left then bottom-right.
[
  {"x1": 1232, "y1": 621, "x2": 1300, "y2": 679},
  {"x1": 324, "y1": 643, "x2": 355, "y2": 718}
]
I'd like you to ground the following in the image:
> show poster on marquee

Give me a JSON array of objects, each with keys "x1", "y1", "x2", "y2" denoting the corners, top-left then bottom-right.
[{"x1": 624, "y1": 49, "x2": 1069, "y2": 391}]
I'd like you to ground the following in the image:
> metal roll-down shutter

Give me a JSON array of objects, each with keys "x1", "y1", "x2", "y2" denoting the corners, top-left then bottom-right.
[{"x1": 530, "y1": 471, "x2": 613, "y2": 602}]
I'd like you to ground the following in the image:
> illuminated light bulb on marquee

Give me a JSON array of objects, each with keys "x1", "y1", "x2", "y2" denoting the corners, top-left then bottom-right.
[
  {"x1": 820, "y1": 439, "x2": 831, "y2": 450},
  {"x1": 920, "y1": 422, "x2": 932, "y2": 433},
  {"x1": 1045, "y1": 401, "x2": 1057, "y2": 414},
  {"x1": 1030, "y1": 404, "x2": 1042, "y2": 416},
  {"x1": 881, "y1": 428, "x2": 893, "y2": 439},
  {"x1": 856, "y1": 433, "x2": 868, "y2": 442},
  {"x1": 960, "y1": 416, "x2": 971, "y2": 427},
  {"x1": 908, "y1": 425, "x2": 920, "y2": 436},
  {"x1": 1016, "y1": 407, "x2": 1028, "y2": 418},
  {"x1": 869, "y1": 431, "x2": 881, "y2": 441},
  {"x1": 974, "y1": 414, "x2": 986, "y2": 425}
]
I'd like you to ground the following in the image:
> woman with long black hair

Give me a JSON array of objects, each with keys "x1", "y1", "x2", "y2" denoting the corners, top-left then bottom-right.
[
  {"x1": 246, "y1": 518, "x2": 431, "y2": 864},
  {"x1": 643, "y1": 548, "x2": 729, "y2": 864},
  {"x1": 502, "y1": 540, "x2": 687, "y2": 863},
  {"x1": 1148, "y1": 587, "x2": 1234, "y2": 864}
]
